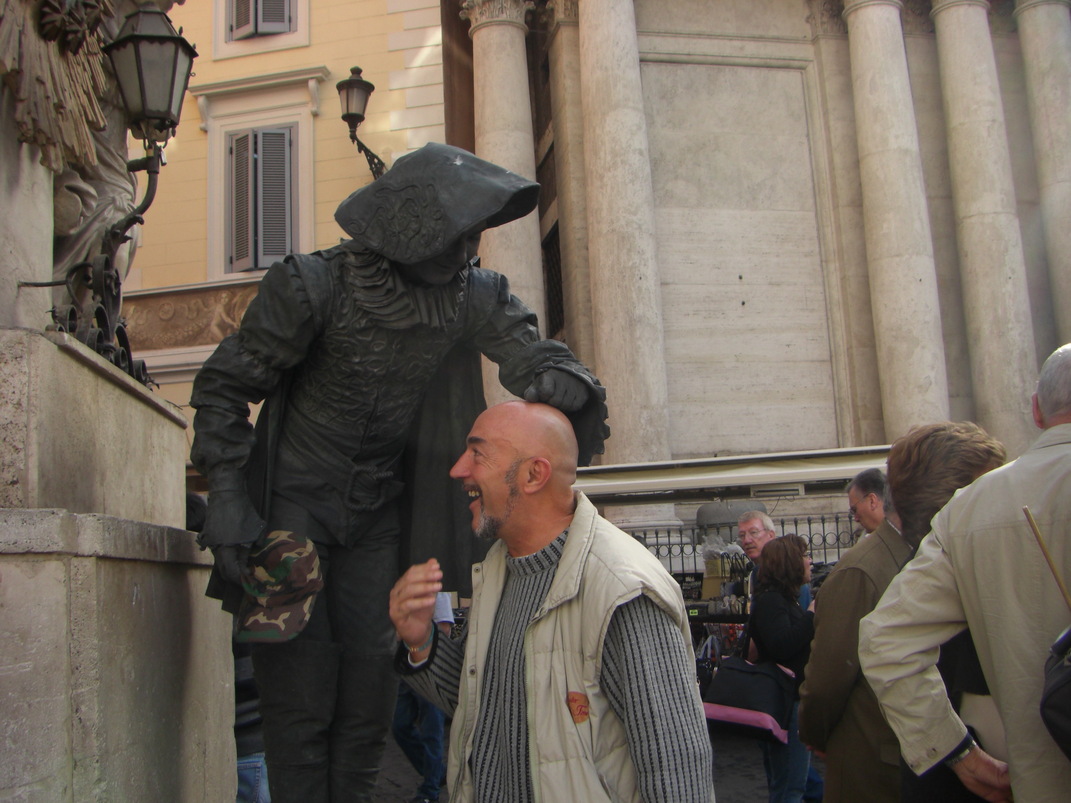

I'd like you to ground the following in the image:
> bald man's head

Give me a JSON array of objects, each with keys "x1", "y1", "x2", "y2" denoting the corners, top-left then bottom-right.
[
  {"x1": 478, "y1": 401, "x2": 578, "y2": 482},
  {"x1": 450, "y1": 402, "x2": 579, "y2": 546}
]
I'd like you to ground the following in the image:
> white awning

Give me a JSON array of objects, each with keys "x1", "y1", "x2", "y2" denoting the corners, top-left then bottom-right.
[{"x1": 574, "y1": 445, "x2": 889, "y2": 505}]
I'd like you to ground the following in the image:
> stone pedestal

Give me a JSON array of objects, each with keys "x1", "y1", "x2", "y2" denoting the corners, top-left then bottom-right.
[
  {"x1": 0, "y1": 327, "x2": 233, "y2": 801},
  {"x1": 0, "y1": 328, "x2": 186, "y2": 527},
  {"x1": 0, "y1": 509, "x2": 233, "y2": 802}
]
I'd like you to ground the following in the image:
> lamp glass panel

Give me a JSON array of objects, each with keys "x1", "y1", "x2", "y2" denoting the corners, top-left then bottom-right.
[
  {"x1": 108, "y1": 44, "x2": 145, "y2": 120},
  {"x1": 137, "y1": 40, "x2": 177, "y2": 122},
  {"x1": 342, "y1": 86, "x2": 369, "y2": 119},
  {"x1": 170, "y1": 50, "x2": 193, "y2": 122}
]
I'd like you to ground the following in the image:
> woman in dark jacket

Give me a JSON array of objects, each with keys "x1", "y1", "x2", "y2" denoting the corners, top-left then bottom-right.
[{"x1": 751, "y1": 534, "x2": 815, "y2": 803}]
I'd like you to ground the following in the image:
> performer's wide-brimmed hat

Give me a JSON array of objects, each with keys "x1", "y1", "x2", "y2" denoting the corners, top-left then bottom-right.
[{"x1": 334, "y1": 142, "x2": 540, "y2": 264}]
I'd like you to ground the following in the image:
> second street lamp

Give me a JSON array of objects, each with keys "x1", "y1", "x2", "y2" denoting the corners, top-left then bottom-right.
[{"x1": 337, "y1": 66, "x2": 386, "y2": 180}]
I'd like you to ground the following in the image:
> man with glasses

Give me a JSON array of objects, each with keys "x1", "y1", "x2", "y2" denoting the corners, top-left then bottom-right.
[
  {"x1": 846, "y1": 468, "x2": 887, "y2": 536},
  {"x1": 737, "y1": 511, "x2": 777, "y2": 565}
]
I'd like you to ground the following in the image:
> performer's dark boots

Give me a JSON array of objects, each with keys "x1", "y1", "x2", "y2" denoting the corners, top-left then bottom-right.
[
  {"x1": 253, "y1": 640, "x2": 341, "y2": 803},
  {"x1": 329, "y1": 651, "x2": 399, "y2": 802}
]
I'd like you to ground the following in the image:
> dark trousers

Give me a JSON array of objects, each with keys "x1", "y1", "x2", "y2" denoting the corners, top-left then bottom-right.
[
  {"x1": 253, "y1": 499, "x2": 400, "y2": 803},
  {"x1": 392, "y1": 683, "x2": 447, "y2": 801}
]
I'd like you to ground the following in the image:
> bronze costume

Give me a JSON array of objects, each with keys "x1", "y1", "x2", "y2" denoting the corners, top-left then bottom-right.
[{"x1": 190, "y1": 144, "x2": 607, "y2": 803}]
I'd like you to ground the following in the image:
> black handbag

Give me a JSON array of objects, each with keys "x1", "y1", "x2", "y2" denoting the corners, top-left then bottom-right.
[
  {"x1": 1024, "y1": 507, "x2": 1071, "y2": 761},
  {"x1": 703, "y1": 654, "x2": 796, "y2": 743}
]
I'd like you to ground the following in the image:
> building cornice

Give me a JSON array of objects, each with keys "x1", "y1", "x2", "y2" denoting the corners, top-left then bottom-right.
[{"x1": 188, "y1": 66, "x2": 331, "y2": 131}]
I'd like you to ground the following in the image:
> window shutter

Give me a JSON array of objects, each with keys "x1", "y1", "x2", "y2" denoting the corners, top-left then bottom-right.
[
  {"x1": 228, "y1": 130, "x2": 255, "y2": 272},
  {"x1": 255, "y1": 127, "x2": 293, "y2": 267},
  {"x1": 258, "y1": 0, "x2": 291, "y2": 35},
  {"x1": 230, "y1": 0, "x2": 255, "y2": 40}
]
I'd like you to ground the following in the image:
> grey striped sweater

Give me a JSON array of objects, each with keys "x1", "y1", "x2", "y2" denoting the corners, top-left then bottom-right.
[{"x1": 399, "y1": 532, "x2": 713, "y2": 802}]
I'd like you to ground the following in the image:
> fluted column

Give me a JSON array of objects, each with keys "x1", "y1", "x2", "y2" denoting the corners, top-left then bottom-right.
[
  {"x1": 460, "y1": 0, "x2": 545, "y2": 329},
  {"x1": 546, "y1": 1, "x2": 595, "y2": 367},
  {"x1": 579, "y1": 0, "x2": 677, "y2": 527},
  {"x1": 1014, "y1": 0, "x2": 1071, "y2": 345},
  {"x1": 931, "y1": 0, "x2": 1038, "y2": 456},
  {"x1": 843, "y1": 0, "x2": 950, "y2": 441}
]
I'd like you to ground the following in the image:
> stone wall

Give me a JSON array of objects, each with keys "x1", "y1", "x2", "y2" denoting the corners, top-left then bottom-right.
[{"x1": 0, "y1": 509, "x2": 233, "y2": 802}]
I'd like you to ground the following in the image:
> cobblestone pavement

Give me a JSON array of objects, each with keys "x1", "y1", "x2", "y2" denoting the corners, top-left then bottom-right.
[{"x1": 374, "y1": 724, "x2": 824, "y2": 802}]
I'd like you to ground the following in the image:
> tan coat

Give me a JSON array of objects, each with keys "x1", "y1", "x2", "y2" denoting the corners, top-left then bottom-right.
[
  {"x1": 860, "y1": 424, "x2": 1071, "y2": 803},
  {"x1": 798, "y1": 520, "x2": 914, "y2": 803}
]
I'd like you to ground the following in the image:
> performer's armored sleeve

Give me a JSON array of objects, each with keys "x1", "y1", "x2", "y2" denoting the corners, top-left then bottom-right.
[
  {"x1": 189, "y1": 259, "x2": 322, "y2": 547},
  {"x1": 463, "y1": 268, "x2": 609, "y2": 464}
]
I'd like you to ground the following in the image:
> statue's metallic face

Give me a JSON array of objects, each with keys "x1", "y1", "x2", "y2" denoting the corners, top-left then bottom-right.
[{"x1": 397, "y1": 231, "x2": 482, "y2": 286}]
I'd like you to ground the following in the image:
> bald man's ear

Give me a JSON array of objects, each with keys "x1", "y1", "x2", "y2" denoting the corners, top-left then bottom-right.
[{"x1": 521, "y1": 457, "x2": 554, "y2": 494}]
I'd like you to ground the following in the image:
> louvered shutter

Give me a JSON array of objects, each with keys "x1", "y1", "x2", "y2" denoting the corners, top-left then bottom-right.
[
  {"x1": 228, "y1": 130, "x2": 255, "y2": 272},
  {"x1": 257, "y1": 0, "x2": 291, "y2": 35},
  {"x1": 230, "y1": 0, "x2": 255, "y2": 41},
  {"x1": 255, "y1": 127, "x2": 293, "y2": 267}
]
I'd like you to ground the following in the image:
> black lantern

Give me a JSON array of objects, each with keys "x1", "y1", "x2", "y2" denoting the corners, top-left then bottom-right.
[
  {"x1": 337, "y1": 66, "x2": 376, "y2": 134},
  {"x1": 103, "y1": 3, "x2": 198, "y2": 146},
  {"x1": 336, "y1": 66, "x2": 386, "y2": 179}
]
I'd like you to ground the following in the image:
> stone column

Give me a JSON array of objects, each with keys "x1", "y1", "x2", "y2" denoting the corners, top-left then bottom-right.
[
  {"x1": 1014, "y1": 0, "x2": 1071, "y2": 345},
  {"x1": 578, "y1": 0, "x2": 677, "y2": 527},
  {"x1": 842, "y1": 0, "x2": 950, "y2": 440},
  {"x1": 931, "y1": 0, "x2": 1038, "y2": 456},
  {"x1": 461, "y1": 0, "x2": 545, "y2": 331},
  {"x1": 546, "y1": 0, "x2": 596, "y2": 367}
]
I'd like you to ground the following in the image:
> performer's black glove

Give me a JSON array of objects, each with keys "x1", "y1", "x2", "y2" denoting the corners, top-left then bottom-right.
[
  {"x1": 212, "y1": 543, "x2": 252, "y2": 586},
  {"x1": 197, "y1": 468, "x2": 267, "y2": 585},
  {"x1": 523, "y1": 369, "x2": 588, "y2": 411}
]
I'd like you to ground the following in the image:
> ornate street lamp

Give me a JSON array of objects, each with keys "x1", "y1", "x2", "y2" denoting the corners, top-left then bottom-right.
[
  {"x1": 336, "y1": 66, "x2": 386, "y2": 180},
  {"x1": 104, "y1": 3, "x2": 198, "y2": 147},
  {"x1": 38, "y1": 4, "x2": 197, "y2": 383}
]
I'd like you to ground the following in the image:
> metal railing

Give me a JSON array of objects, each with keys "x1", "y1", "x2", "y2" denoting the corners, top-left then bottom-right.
[{"x1": 629, "y1": 512, "x2": 858, "y2": 578}]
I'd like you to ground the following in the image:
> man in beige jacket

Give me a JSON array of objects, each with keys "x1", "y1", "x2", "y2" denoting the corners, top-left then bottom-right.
[
  {"x1": 860, "y1": 343, "x2": 1071, "y2": 803},
  {"x1": 388, "y1": 402, "x2": 714, "y2": 802}
]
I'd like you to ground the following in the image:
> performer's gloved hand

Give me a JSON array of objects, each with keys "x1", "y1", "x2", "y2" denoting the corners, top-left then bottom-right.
[
  {"x1": 523, "y1": 369, "x2": 588, "y2": 411},
  {"x1": 213, "y1": 544, "x2": 252, "y2": 586},
  {"x1": 197, "y1": 467, "x2": 267, "y2": 585}
]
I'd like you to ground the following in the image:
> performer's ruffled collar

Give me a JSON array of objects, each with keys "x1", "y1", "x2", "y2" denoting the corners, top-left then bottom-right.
[{"x1": 339, "y1": 245, "x2": 466, "y2": 330}]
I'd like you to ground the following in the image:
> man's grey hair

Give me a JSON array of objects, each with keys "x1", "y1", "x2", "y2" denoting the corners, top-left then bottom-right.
[
  {"x1": 847, "y1": 467, "x2": 893, "y2": 513},
  {"x1": 737, "y1": 510, "x2": 774, "y2": 532},
  {"x1": 1037, "y1": 343, "x2": 1071, "y2": 420}
]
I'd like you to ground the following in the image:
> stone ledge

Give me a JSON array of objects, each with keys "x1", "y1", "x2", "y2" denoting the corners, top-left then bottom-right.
[{"x1": 0, "y1": 509, "x2": 211, "y2": 566}]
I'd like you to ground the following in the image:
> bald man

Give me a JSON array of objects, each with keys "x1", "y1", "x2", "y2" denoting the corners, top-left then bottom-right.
[{"x1": 389, "y1": 402, "x2": 714, "y2": 802}]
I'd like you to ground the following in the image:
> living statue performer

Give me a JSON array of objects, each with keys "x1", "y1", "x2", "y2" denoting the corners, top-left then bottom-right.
[{"x1": 190, "y1": 143, "x2": 609, "y2": 803}]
